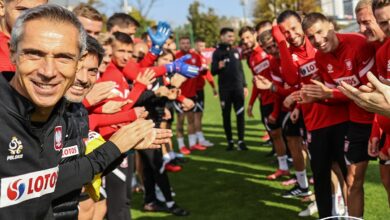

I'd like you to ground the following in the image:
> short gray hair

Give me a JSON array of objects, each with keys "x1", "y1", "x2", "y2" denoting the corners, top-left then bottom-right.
[{"x1": 10, "y1": 4, "x2": 87, "y2": 57}]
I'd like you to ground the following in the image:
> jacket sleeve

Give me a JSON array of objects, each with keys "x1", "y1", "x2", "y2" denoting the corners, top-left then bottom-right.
[
  {"x1": 54, "y1": 141, "x2": 121, "y2": 198},
  {"x1": 211, "y1": 50, "x2": 221, "y2": 76},
  {"x1": 272, "y1": 25, "x2": 300, "y2": 86}
]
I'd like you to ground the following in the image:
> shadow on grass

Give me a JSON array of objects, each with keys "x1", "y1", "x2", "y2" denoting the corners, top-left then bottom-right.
[{"x1": 132, "y1": 149, "x2": 315, "y2": 220}]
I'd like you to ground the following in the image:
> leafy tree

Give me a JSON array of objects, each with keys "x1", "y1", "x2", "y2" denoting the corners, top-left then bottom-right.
[
  {"x1": 252, "y1": 0, "x2": 320, "y2": 23},
  {"x1": 187, "y1": 1, "x2": 221, "y2": 47}
]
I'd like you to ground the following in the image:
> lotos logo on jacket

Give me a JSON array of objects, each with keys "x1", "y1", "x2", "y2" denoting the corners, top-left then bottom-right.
[{"x1": 0, "y1": 167, "x2": 58, "y2": 208}]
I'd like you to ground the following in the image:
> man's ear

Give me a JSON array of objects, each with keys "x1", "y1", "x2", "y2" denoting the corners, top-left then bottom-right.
[
  {"x1": 76, "y1": 51, "x2": 87, "y2": 72},
  {"x1": 0, "y1": 0, "x2": 5, "y2": 17},
  {"x1": 9, "y1": 43, "x2": 17, "y2": 65}
]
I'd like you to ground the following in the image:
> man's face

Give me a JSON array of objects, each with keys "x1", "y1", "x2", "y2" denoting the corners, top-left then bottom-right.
[
  {"x1": 305, "y1": 20, "x2": 337, "y2": 53},
  {"x1": 11, "y1": 19, "x2": 81, "y2": 108},
  {"x1": 110, "y1": 24, "x2": 137, "y2": 39},
  {"x1": 220, "y1": 31, "x2": 235, "y2": 45},
  {"x1": 240, "y1": 30, "x2": 257, "y2": 49},
  {"x1": 111, "y1": 39, "x2": 133, "y2": 68},
  {"x1": 2, "y1": 0, "x2": 47, "y2": 34},
  {"x1": 262, "y1": 38, "x2": 279, "y2": 57},
  {"x1": 257, "y1": 23, "x2": 272, "y2": 36},
  {"x1": 133, "y1": 43, "x2": 148, "y2": 62},
  {"x1": 65, "y1": 53, "x2": 99, "y2": 102},
  {"x1": 375, "y1": 5, "x2": 390, "y2": 36},
  {"x1": 179, "y1": 39, "x2": 191, "y2": 53},
  {"x1": 99, "y1": 44, "x2": 112, "y2": 73},
  {"x1": 157, "y1": 53, "x2": 173, "y2": 66},
  {"x1": 195, "y1": 41, "x2": 206, "y2": 52},
  {"x1": 78, "y1": 16, "x2": 102, "y2": 39},
  {"x1": 279, "y1": 16, "x2": 305, "y2": 47}
]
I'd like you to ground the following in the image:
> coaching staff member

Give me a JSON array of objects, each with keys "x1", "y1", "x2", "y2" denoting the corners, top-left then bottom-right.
[
  {"x1": 0, "y1": 5, "x2": 164, "y2": 219},
  {"x1": 211, "y1": 27, "x2": 248, "y2": 151}
]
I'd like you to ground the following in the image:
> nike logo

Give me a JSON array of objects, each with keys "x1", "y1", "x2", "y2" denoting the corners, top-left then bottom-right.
[{"x1": 362, "y1": 58, "x2": 372, "y2": 65}]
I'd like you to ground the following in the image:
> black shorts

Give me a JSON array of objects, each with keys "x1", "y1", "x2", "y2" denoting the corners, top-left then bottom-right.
[
  {"x1": 379, "y1": 133, "x2": 390, "y2": 165},
  {"x1": 260, "y1": 103, "x2": 281, "y2": 131},
  {"x1": 194, "y1": 90, "x2": 205, "y2": 113},
  {"x1": 345, "y1": 122, "x2": 375, "y2": 164},
  {"x1": 173, "y1": 96, "x2": 196, "y2": 114},
  {"x1": 280, "y1": 111, "x2": 304, "y2": 137},
  {"x1": 165, "y1": 102, "x2": 175, "y2": 123}
]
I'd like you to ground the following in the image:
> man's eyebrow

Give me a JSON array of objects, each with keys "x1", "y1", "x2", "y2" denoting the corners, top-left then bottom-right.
[
  {"x1": 21, "y1": 48, "x2": 46, "y2": 55},
  {"x1": 21, "y1": 48, "x2": 77, "y2": 59}
]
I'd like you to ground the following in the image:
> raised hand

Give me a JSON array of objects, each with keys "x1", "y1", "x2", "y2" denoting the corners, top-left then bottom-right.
[
  {"x1": 102, "y1": 100, "x2": 131, "y2": 114},
  {"x1": 85, "y1": 81, "x2": 117, "y2": 106},
  {"x1": 136, "y1": 68, "x2": 156, "y2": 86},
  {"x1": 148, "y1": 21, "x2": 172, "y2": 55}
]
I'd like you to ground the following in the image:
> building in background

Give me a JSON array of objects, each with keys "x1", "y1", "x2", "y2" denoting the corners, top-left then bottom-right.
[{"x1": 321, "y1": 0, "x2": 359, "y2": 19}]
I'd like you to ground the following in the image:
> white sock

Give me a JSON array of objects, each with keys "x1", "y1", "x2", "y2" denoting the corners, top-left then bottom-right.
[
  {"x1": 188, "y1": 134, "x2": 197, "y2": 147},
  {"x1": 169, "y1": 151, "x2": 176, "y2": 159},
  {"x1": 296, "y1": 170, "x2": 309, "y2": 189},
  {"x1": 277, "y1": 155, "x2": 288, "y2": 171},
  {"x1": 332, "y1": 195, "x2": 338, "y2": 216},
  {"x1": 196, "y1": 131, "x2": 205, "y2": 143},
  {"x1": 166, "y1": 201, "x2": 175, "y2": 208},
  {"x1": 163, "y1": 153, "x2": 171, "y2": 162},
  {"x1": 177, "y1": 137, "x2": 185, "y2": 148}
]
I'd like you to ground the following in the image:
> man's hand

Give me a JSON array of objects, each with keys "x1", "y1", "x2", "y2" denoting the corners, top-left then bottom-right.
[
  {"x1": 290, "y1": 108, "x2": 300, "y2": 124},
  {"x1": 338, "y1": 72, "x2": 390, "y2": 117},
  {"x1": 213, "y1": 88, "x2": 218, "y2": 97},
  {"x1": 283, "y1": 92, "x2": 298, "y2": 108},
  {"x1": 136, "y1": 68, "x2": 156, "y2": 86},
  {"x1": 244, "y1": 87, "x2": 249, "y2": 98},
  {"x1": 134, "y1": 107, "x2": 148, "y2": 119},
  {"x1": 148, "y1": 21, "x2": 171, "y2": 55},
  {"x1": 218, "y1": 60, "x2": 225, "y2": 69},
  {"x1": 155, "y1": 86, "x2": 170, "y2": 97},
  {"x1": 268, "y1": 115, "x2": 276, "y2": 124},
  {"x1": 170, "y1": 74, "x2": 187, "y2": 88},
  {"x1": 167, "y1": 88, "x2": 180, "y2": 100},
  {"x1": 298, "y1": 89, "x2": 318, "y2": 104},
  {"x1": 146, "y1": 129, "x2": 173, "y2": 148},
  {"x1": 165, "y1": 54, "x2": 199, "y2": 78},
  {"x1": 301, "y1": 79, "x2": 333, "y2": 100},
  {"x1": 102, "y1": 100, "x2": 131, "y2": 114},
  {"x1": 162, "y1": 108, "x2": 172, "y2": 120},
  {"x1": 85, "y1": 81, "x2": 117, "y2": 106},
  {"x1": 368, "y1": 137, "x2": 379, "y2": 157},
  {"x1": 247, "y1": 105, "x2": 254, "y2": 118},
  {"x1": 109, "y1": 119, "x2": 155, "y2": 153},
  {"x1": 182, "y1": 98, "x2": 195, "y2": 111},
  {"x1": 254, "y1": 75, "x2": 272, "y2": 90}
]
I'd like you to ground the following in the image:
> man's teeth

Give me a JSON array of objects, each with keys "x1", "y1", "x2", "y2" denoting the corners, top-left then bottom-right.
[
  {"x1": 35, "y1": 82, "x2": 55, "y2": 89},
  {"x1": 72, "y1": 85, "x2": 85, "y2": 91}
]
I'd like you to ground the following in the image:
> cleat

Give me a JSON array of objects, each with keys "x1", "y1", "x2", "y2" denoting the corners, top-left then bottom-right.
[
  {"x1": 190, "y1": 144, "x2": 207, "y2": 151},
  {"x1": 282, "y1": 184, "x2": 312, "y2": 198},
  {"x1": 179, "y1": 147, "x2": 191, "y2": 155}
]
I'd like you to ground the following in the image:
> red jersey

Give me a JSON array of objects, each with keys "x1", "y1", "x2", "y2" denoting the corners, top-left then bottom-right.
[
  {"x1": 89, "y1": 61, "x2": 146, "y2": 138},
  {"x1": 176, "y1": 50, "x2": 201, "y2": 98},
  {"x1": 0, "y1": 32, "x2": 15, "y2": 72},
  {"x1": 374, "y1": 38, "x2": 390, "y2": 151},
  {"x1": 273, "y1": 25, "x2": 348, "y2": 131},
  {"x1": 247, "y1": 46, "x2": 276, "y2": 106},
  {"x1": 196, "y1": 51, "x2": 216, "y2": 90},
  {"x1": 122, "y1": 52, "x2": 166, "y2": 81},
  {"x1": 315, "y1": 33, "x2": 375, "y2": 124}
]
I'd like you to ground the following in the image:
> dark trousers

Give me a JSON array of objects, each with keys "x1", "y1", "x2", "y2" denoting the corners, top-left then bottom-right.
[
  {"x1": 105, "y1": 154, "x2": 134, "y2": 220},
  {"x1": 219, "y1": 89, "x2": 245, "y2": 142},
  {"x1": 308, "y1": 122, "x2": 348, "y2": 218},
  {"x1": 138, "y1": 149, "x2": 173, "y2": 204}
]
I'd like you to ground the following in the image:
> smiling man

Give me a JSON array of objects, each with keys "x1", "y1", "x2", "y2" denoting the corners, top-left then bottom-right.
[
  {"x1": 302, "y1": 12, "x2": 377, "y2": 218},
  {"x1": 0, "y1": 5, "x2": 166, "y2": 219}
]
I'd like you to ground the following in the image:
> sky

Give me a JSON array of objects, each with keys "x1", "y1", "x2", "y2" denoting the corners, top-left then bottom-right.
[{"x1": 99, "y1": 0, "x2": 255, "y2": 27}]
